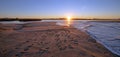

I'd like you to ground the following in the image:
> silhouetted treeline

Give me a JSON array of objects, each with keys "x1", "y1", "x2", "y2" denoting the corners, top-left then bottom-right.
[
  {"x1": 0, "y1": 18, "x2": 42, "y2": 21},
  {"x1": 0, "y1": 18, "x2": 120, "y2": 21}
]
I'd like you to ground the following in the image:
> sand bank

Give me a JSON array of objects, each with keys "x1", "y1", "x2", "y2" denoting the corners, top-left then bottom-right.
[{"x1": 0, "y1": 22, "x2": 118, "y2": 57}]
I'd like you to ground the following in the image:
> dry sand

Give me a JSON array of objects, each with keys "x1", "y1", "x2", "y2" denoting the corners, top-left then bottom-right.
[{"x1": 0, "y1": 22, "x2": 118, "y2": 57}]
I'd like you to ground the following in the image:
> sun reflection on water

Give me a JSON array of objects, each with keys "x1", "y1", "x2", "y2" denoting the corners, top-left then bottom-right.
[{"x1": 67, "y1": 16, "x2": 72, "y2": 26}]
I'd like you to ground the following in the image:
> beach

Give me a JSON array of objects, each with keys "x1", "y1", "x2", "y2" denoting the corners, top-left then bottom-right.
[{"x1": 0, "y1": 22, "x2": 118, "y2": 57}]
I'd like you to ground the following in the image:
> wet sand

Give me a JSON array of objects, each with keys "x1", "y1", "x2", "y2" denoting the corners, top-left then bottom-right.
[{"x1": 0, "y1": 22, "x2": 118, "y2": 57}]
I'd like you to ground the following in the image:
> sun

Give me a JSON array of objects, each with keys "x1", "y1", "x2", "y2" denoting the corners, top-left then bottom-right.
[{"x1": 67, "y1": 16, "x2": 72, "y2": 26}]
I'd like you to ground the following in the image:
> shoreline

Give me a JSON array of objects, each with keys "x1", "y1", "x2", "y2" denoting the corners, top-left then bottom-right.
[
  {"x1": 0, "y1": 22, "x2": 119, "y2": 57},
  {"x1": 85, "y1": 30, "x2": 120, "y2": 57}
]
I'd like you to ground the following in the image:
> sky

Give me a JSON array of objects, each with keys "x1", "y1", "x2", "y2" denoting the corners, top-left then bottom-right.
[{"x1": 0, "y1": 0, "x2": 120, "y2": 19}]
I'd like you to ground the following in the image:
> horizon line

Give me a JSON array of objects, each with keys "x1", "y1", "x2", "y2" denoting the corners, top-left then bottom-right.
[{"x1": 0, "y1": 17, "x2": 120, "y2": 19}]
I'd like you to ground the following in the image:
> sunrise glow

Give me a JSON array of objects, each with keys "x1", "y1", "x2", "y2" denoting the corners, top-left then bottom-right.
[{"x1": 67, "y1": 16, "x2": 72, "y2": 26}]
